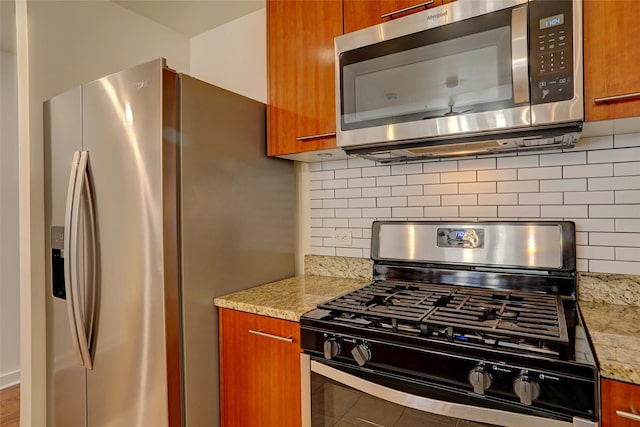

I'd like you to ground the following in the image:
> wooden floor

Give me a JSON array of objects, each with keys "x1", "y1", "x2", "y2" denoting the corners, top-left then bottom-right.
[{"x1": 0, "y1": 384, "x2": 20, "y2": 427}]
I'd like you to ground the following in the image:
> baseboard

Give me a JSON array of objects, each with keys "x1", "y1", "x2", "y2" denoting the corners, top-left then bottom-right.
[{"x1": 0, "y1": 370, "x2": 20, "y2": 389}]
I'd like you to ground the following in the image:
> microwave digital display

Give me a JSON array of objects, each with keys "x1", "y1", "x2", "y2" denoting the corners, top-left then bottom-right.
[{"x1": 540, "y1": 14, "x2": 564, "y2": 30}]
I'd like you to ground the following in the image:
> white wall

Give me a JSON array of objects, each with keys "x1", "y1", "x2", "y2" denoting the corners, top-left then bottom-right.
[
  {"x1": 22, "y1": 1, "x2": 190, "y2": 423},
  {"x1": 190, "y1": 8, "x2": 266, "y2": 103},
  {"x1": 307, "y1": 134, "x2": 640, "y2": 276},
  {"x1": 1, "y1": 50, "x2": 21, "y2": 389}
]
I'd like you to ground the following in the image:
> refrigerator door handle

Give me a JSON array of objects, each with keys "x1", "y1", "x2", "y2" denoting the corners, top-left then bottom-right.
[
  {"x1": 63, "y1": 151, "x2": 85, "y2": 367},
  {"x1": 81, "y1": 152, "x2": 97, "y2": 369},
  {"x1": 70, "y1": 151, "x2": 96, "y2": 370}
]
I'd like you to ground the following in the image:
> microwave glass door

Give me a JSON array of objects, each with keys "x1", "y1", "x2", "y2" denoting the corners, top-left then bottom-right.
[{"x1": 340, "y1": 8, "x2": 520, "y2": 131}]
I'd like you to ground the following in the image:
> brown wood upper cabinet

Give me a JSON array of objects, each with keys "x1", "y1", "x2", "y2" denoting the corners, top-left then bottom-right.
[
  {"x1": 343, "y1": 0, "x2": 454, "y2": 33},
  {"x1": 219, "y1": 308, "x2": 302, "y2": 427},
  {"x1": 601, "y1": 379, "x2": 640, "y2": 427},
  {"x1": 267, "y1": 0, "x2": 342, "y2": 157},
  {"x1": 584, "y1": 1, "x2": 640, "y2": 121}
]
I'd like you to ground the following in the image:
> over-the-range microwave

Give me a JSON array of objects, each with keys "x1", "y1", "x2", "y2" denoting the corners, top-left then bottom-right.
[{"x1": 335, "y1": 0, "x2": 583, "y2": 163}]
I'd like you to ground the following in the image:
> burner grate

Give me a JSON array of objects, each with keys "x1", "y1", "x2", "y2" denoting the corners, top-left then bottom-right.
[{"x1": 318, "y1": 281, "x2": 569, "y2": 347}]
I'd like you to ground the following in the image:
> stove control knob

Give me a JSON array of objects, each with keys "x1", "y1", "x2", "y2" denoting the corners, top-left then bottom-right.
[
  {"x1": 513, "y1": 375, "x2": 541, "y2": 405},
  {"x1": 323, "y1": 338, "x2": 341, "y2": 360},
  {"x1": 351, "y1": 343, "x2": 372, "y2": 367},
  {"x1": 468, "y1": 366, "x2": 492, "y2": 395}
]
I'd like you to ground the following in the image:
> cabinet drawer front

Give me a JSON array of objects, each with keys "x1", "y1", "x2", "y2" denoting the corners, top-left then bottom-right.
[{"x1": 601, "y1": 379, "x2": 640, "y2": 427}]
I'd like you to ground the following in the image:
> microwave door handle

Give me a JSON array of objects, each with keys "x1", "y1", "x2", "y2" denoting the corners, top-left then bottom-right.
[{"x1": 511, "y1": 5, "x2": 530, "y2": 105}]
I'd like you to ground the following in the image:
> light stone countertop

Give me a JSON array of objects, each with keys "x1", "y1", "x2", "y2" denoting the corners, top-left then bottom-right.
[{"x1": 213, "y1": 275, "x2": 369, "y2": 322}]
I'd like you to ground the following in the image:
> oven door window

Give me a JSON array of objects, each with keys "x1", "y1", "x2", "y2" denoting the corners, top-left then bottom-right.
[
  {"x1": 311, "y1": 372, "x2": 499, "y2": 427},
  {"x1": 340, "y1": 7, "x2": 522, "y2": 131}
]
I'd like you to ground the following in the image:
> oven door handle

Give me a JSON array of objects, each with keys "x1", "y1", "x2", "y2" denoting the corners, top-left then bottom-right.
[{"x1": 301, "y1": 355, "x2": 596, "y2": 427}]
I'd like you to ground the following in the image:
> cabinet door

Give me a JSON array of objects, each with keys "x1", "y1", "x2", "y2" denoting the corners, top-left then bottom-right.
[
  {"x1": 584, "y1": 1, "x2": 640, "y2": 121},
  {"x1": 267, "y1": 0, "x2": 342, "y2": 156},
  {"x1": 344, "y1": 0, "x2": 450, "y2": 33},
  {"x1": 601, "y1": 379, "x2": 640, "y2": 427},
  {"x1": 219, "y1": 308, "x2": 302, "y2": 427}
]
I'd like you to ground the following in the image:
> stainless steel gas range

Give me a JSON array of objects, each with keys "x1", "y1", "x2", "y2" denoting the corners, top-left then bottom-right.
[{"x1": 300, "y1": 221, "x2": 598, "y2": 427}]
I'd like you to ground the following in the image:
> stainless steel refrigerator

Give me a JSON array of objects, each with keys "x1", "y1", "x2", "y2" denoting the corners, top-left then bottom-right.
[{"x1": 44, "y1": 58, "x2": 295, "y2": 427}]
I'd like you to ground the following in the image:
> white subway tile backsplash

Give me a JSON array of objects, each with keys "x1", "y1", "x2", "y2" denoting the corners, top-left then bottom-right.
[
  {"x1": 335, "y1": 168, "x2": 362, "y2": 179},
  {"x1": 540, "y1": 179, "x2": 586, "y2": 192},
  {"x1": 614, "y1": 133, "x2": 640, "y2": 148},
  {"x1": 589, "y1": 232, "x2": 640, "y2": 247},
  {"x1": 377, "y1": 197, "x2": 408, "y2": 207},
  {"x1": 616, "y1": 247, "x2": 640, "y2": 262},
  {"x1": 588, "y1": 260, "x2": 640, "y2": 275},
  {"x1": 442, "y1": 194, "x2": 477, "y2": 206},
  {"x1": 590, "y1": 204, "x2": 640, "y2": 218},
  {"x1": 477, "y1": 169, "x2": 517, "y2": 182},
  {"x1": 588, "y1": 147, "x2": 640, "y2": 164},
  {"x1": 460, "y1": 206, "x2": 497, "y2": 217},
  {"x1": 498, "y1": 180, "x2": 539, "y2": 193},
  {"x1": 407, "y1": 174, "x2": 440, "y2": 185},
  {"x1": 392, "y1": 185, "x2": 423, "y2": 196},
  {"x1": 362, "y1": 187, "x2": 391, "y2": 197},
  {"x1": 408, "y1": 195, "x2": 441, "y2": 206},
  {"x1": 424, "y1": 183, "x2": 458, "y2": 195},
  {"x1": 336, "y1": 248, "x2": 365, "y2": 258},
  {"x1": 518, "y1": 167, "x2": 562, "y2": 180},
  {"x1": 377, "y1": 175, "x2": 407, "y2": 186},
  {"x1": 308, "y1": 143, "x2": 640, "y2": 274},
  {"x1": 577, "y1": 245, "x2": 615, "y2": 260},
  {"x1": 498, "y1": 205, "x2": 540, "y2": 218},
  {"x1": 392, "y1": 207, "x2": 425, "y2": 218},
  {"x1": 362, "y1": 166, "x2": 391, "y2": 177},
  {"x1": 459, "y1": 182, "x2": 497, "y2": 194},
  {"x1": 322, "y1": 160, "x2": 348, "y2": 170},
  {"x1": 362, "y1": 208, "x2": 391, "y2": 217},
  {"x1": 614, "y1": 162, "x2": 640, "y2": 176},
  {"x1": 478, "y1": 193, "x2": 518, "y2": 205},
  {"x1": 422, "y1": 160, "x2": 458, "y2": 173},
  {"x1": 348, "y1": 157, "x2": 376, "y2": 168},
  {"x1": 563, "y1": 164, "x2": 613, "y2": 179},
  {"x1": 519, "y1": 192, "x2": 563, "y2": 205},
  {"x1": 458, "y1": 158, "x2": 496, "y2": 171},
  {"x1": 575, "y1": 135, "x2": 614, "y2": 151},
  {"x1": 349, "y1": 198, "x2": 376, "y2": 208},
  {"x1": 441, "y1": 171, "x2": 476, "y2": 183},
  {"x1": 310, "y1": 170, "x2": 334, "y2": 181},
  {"x1": 323, "y1": 219, "x2": 349, "y2": 228},
  {"x1": 616, "y1": 219, "x2": 640, "y2": 232},
  {"x1": 590, "y1": 176, "x2": 640, "y2": 191},
  {"x1": 348, "y1": 177, "x2": 377, "y2": 188},
  {"x1": 573, "y1": 219, "x2": 615, "y2": 232},
  {"x1": 335, "y1": 188, "x2": 362, "y2": 199},
  {"x1": 310, "y1": 189, "x2": 334, "y2": 199},
  {"x1": 541, "y1": 205, "x2": 588, "y2": 218},
  {"x1": 335, "y1": 208, "x2": 361, "y2": 218},
  {"x1": 497, "y1": 155, "x2": 539, "y2": 169},
  {"x1": 539, "y1": 151, "x2": 586, "y2": 166},
  {"x1": 310, "y1": 246, "x2": 335, "y2": 256},
  {"x1": 424, "y1": 206, "x2": 459, "y2": 218},
  {"x1": 564, "y1": 191, "x2": 614, "y2": 205},
  {"x1": 391, "y1": 163, "x2": 424, "y2": 175},
  {"x1": 323, "y1": 179, "x2": 348, "y2": 189}
]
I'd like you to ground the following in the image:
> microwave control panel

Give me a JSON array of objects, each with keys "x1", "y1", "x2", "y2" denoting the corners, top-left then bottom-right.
[{"x1": 529, "y1": 0, "x2": 574, "y2": 105}]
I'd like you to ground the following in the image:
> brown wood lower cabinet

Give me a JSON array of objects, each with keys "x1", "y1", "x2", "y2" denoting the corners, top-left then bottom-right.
[
  {"x1": 601, "y1": 378, "x2": 640, "y2": 427},
  {"x1": 219, "y1": 308, "x2": 302, "y2": 427}
]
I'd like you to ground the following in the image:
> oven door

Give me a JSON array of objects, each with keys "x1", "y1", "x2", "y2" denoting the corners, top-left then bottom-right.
[{"x1": 301, "y1": 354, "x2": 597, "y2": 427}]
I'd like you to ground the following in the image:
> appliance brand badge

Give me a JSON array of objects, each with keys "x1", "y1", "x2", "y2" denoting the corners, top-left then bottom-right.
[
  {"x1": 427, "y1": 11, "x2": 448, "y2": 21},
  {"x1": 133, "y1": 80, "x2": 149, "y2": 89}
]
